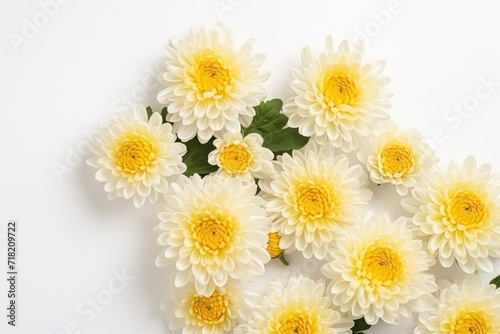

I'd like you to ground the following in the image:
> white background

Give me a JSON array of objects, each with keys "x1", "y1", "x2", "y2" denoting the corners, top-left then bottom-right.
[{"x1": 1, "y1": 0, "x2": 500, "y2": 333}]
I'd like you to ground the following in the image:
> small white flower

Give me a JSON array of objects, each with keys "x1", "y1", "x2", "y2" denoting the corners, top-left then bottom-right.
[
  {"x1": 156, "y1": 174, "x2": 270, "y2": 296},
  {"x1": 157, "y1": 25, "x2": 269, "y2": 143},
  {"x1": 357, "y1": 122, "x2": 437, "y2": 195},
  {"x1": 283, "y1": 36, "x2": 391, "y2": 152},
  {"x1": 235, "y1": 275, "x2": 353, "y2": 334},
  {"x1": 208, "y1": 132, "x2": 273, "y2": 181},
  {"x1": 164, "y1": 281, "x2": 242, "y2": 334},
  {"x1": 402, "y1": 156, "x2": 500, "y2": 273},
  {"x1": 260, "y1": 141, "x2": 372, "y2": 259},
  {"x1": 87, "y1": 105, "x2": 186, "y2": 208},
  {"x1": 415, "y1": 275, "x2": 500, "y2": 334},
  {"x1": 322, "y1": 212, "x2": 437, "y2": 325}
]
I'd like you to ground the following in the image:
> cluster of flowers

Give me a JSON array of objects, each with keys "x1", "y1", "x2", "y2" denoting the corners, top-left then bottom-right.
[{"x1": 87, "y1": 25, "x2": 500, "y2": 333}]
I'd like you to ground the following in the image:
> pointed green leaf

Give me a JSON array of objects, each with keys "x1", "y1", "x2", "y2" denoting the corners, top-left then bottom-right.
[
  {"x1": 263, "y1": 127, "x2": 309, "y2": 153},
  {"x1": 182, "y1": 137, "x2": 218, "y2": 177},
  {"x1": 490, "y1": 275, "x2": 500, "y2": 289},
  {"x1": 243, "y1": 99, "x2": 309, "y2": 154},
  {"x1": 146, "y1": 106, "x2": 153, "y2": 120},
  {"x1": 351, "y1": 317, "x2": 371, "y2": 334},
  {"x1": 161, "y1": 107, "x2": 169, "y2": 123},
  {"x1": 243, "y1": 99, "x2": 287, "y2": 136}
]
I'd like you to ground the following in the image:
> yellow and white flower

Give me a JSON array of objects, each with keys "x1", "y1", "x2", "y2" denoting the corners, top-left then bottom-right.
[
  {"x1": 266, "y1": 232, "x2": 283, "y2": 259},
  {"x1": 208, "y1": 132, "x2": 274, "y2": 181},
  {"x1": 164, "y1": 281, "x2": 241, "y2": 334},
  {"x1": 357, "y1": 122, "x2": 437, "y2": 195},
  {"x1": 259, "y1": 142, "x2": 372, "y2": 259},
  {"x1": 415, "y1": 275, "x2": 500, "y2": 334},
  {"x1": 87, "y1": 105, "x2": 186, "y2": 208},
  {"x1": 402, "y1": 156, "x2": 500, "y2": 273},
  {"x1": 283, "y1": 37, "x2": 391, "y2": 153},
  {"x1": 234, "y1": 275, "x2": 353, "y2": 334},
  {"x1": 157, "y1": 25, "x2": 269, "y2": 143},
  {"x1": 322, "y1": 212, "x2": 437, "y2": 325},
  {"x1": 156, "y1": 174, "x2": 270, "y2": 296}
]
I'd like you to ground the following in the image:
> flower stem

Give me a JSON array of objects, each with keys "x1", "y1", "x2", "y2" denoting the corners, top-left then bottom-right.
[{"x1": 278, "y1": 253, "x2": 289, "y2": 266}]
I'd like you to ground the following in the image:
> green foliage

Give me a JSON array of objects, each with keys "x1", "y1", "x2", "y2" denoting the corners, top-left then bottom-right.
[
  {"x1": 182, "y1": 136, "x2": 218, "y2": 177},
  {"x1": 146, "y1": 106, "x2": 153, "y2": 120},
  {"x1": 351, "y1": 317, "x2": 371, "y2": 334},
  {"x1": 161, "y1": 107, "x2": 169, "y2": 123},
  {"x1": 490, "y1": 275, "x2": 500, "y2": 289},
  {"x1": 147, "y1": 100, "x2": 311, "y2": 178},
  {"x1": 243, "y1": 99, "x2": 309, "y2": 154}
]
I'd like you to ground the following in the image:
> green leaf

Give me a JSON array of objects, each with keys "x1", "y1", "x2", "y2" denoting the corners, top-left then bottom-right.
[
  {"x1": 182, "y1": 136, "x2": 218, "y2": 177},
  {"x1": 161, "y1": 107, "x2": 169, "y2": 123},
  {"x1": 490, "y1": 275, "x2": 500, "y2": 289},
  {"x1": 351, "y1": 317, "x2": 371, "y2": 334},
  {"x1": 243, "y1": 99, "x2": 309, "y2": 154},
  {"x1": 262, "y1": 127, "x2": 309, "y2": 153},
  {"x1": 146, "y1": 106, "x2": 153, "y2": 120},
  {"x1": 243, "y1": 99, "x2": 287, "y2": 136}
]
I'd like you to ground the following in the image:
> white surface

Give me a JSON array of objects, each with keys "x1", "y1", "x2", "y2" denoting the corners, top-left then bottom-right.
[{"x1": 1, "y1": 0, "x2": 500, "y2": 333}]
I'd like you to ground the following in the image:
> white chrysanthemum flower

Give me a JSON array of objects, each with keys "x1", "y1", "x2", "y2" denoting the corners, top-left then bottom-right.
[
  {"x1": 402, "y1": 156, "x2": 500, "y2": 273},
  {"x1": 357, "y1": 122, "x2": 437, "y2": 195},
  {"x1": 87, "y1": 105, "x2": 186, "y2": 208},
  {"x1": 322, "y1": 212, "x2": 437, "y2": 325},
  {"x1": 235, "y1": 275, "x2": 354, "y2": 334},
  {"x1": 207, "y1": 132, "x2": 273, "y2": 181},
  {"x1": 157, "y1": 25, "x2": 269, "y2": 143},
  {"x1": 283, "y1": 36, "x2": 391, "y2": 153},
  {"x1": 259, "y1": 142, "x2": 372, "y2": 259},
  {"x1": 156, "y1": 174, "x2": 270, "y2": 296},
  {"x1": 163, "y1": 281, "x2": 242, "y2": 334},
  {"x1": 415, "y1": 275, "x2": 500, "y2": 334}
]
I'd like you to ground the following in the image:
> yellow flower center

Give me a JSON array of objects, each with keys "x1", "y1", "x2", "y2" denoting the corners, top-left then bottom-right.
[
  {"x1": 115, "y1": 134, "x2": 157, "y2": 176},
  {"x1": 322, "y1": 68, "x2": 360, "y2": 106},
  {"x1": 192, "y1": 210, "x2": 234, "y2": 255},
  {"x1": 276, "y1": 310, "x2": 313, "y2": 334},
  {"x1": 379, "y1": 143, "x2": 415, "y2": 176},
  {"x1": 452, "y1": 311, "x2": 488, "y2": 334},
  {"x1": 360, "y1": 246, "x2": 403, "y2": 286},
  {"x1": 295, "y1": 183, "x2": 332, "y2": 217},
  {"x1": 190, "y1": 291, "x2": 227, "y2": 325},
  {"x1": 447, "y1": 190, "x2": 487, "y2": 230},
  {"x1": 219, "y1": 143, "x2": 253, "y2": 173},
  {"x1": 195, "y1": 51, "x2": 234, "y2": 96},
  {"x1": 266, "y1": 232, "x2": 283, "y2": 259}
]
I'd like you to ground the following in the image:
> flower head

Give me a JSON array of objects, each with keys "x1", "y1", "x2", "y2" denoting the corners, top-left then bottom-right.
[
  {"x1": 357, "y1": 122, "x2": 437, "y2": 195},
  {"x1": 266, "y1": 232, "x2": 283, "y2": 259},
  {"x1": 402, "y1": 156, "x2": 500, "y2": 273},
  {"x1": 156, "y1": 174, "x2": 270, "y2": 296},
  {"x1": 157, "y1": 25, "x2": 269, "y2": 143},
  {"x1": 260, "y1": 142, "x2": 372, "y2": 259},
  {"x1": 283, "y1": 36, "x2": 391, "y2": 153},
  {"x1": 322, "y1": 212, "x2": 437, "y2": 325},
  {"x1": 164, "y1": 281, "x2": 242, "y2": 334},
  {"x1": 415, "y1": 275, "x2": 500, "y2": 334},
  {"x1": 208, "y1": 132, "x2": 274, "y2": 181},
  {"x1": 235, "y1": 275, "x2": 353, "y2": 334},
  {"x1": 87, "y1": 105, "x2": 186, "y2": 208}
]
